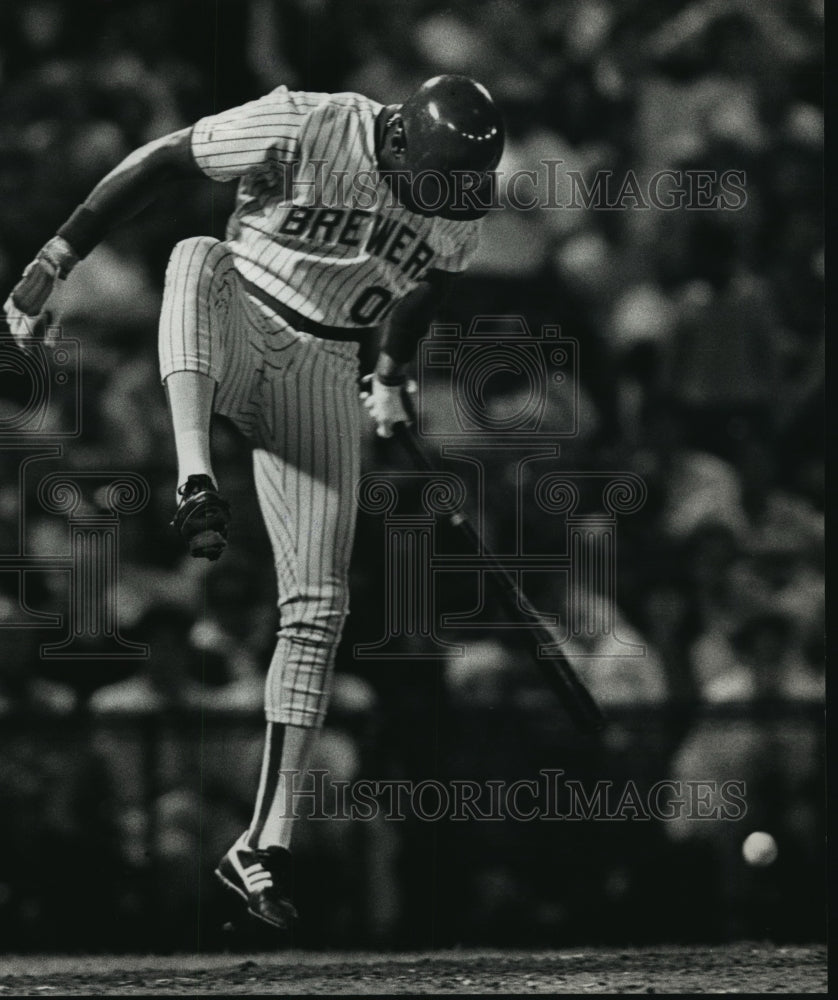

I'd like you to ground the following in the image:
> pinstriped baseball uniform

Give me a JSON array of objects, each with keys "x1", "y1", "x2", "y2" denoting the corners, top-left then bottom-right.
[{"x1": 158, "y1": 85, "x2": 483, "y2": 728}]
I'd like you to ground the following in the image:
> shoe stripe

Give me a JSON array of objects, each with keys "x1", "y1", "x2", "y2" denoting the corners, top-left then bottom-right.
[
  {"x1": 229, "y1": 836, "x2": 252, "y2": 886},
  {"x1": 241, "y1": 861, "x2": 273, "y2": 891},
  {"x1": 227, "y1": 834, "x2": 283, "y2": 891},
  {"x1": 244, "y1": 873, "x2": 273, "y2": 887}
]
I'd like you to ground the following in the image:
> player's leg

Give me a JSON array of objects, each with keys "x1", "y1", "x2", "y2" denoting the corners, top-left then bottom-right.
[
  {"x1": 252, "y1": 338, "x2": 361, "y2": 824},
  {"x1": 254, "y1": 336, "x2": 361, "y2": 804},
  {"x1": 158, "y1": 236, "x2": 240, "y2": 559},
  {"x1": 216, "y1": 337, "x2": 361, "y2": 930}
]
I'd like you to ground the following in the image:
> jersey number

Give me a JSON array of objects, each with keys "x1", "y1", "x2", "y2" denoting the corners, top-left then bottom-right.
[{"x1": 350, "y1": 285, "x2": 394, "y2": 325}]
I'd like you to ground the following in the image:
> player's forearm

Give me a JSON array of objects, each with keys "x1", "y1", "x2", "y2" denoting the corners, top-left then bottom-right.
[
  {"x1": 56, "y1": 127, "x2": 201, "y2": 260},
  {"x1": 4, "y1": 128, "x2": 202, "y2": 321},
  {"x1": 376, "y1": 271, "x2": 454, "y2": 382}
]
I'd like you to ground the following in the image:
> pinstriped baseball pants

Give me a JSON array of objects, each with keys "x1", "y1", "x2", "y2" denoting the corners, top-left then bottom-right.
[{"x1": 159, "y1": 236, "x2": 361, "y2": 727}]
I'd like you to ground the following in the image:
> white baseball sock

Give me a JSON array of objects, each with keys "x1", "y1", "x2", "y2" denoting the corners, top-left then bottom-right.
[{"x1": 164, "y1": 370, "x2": 217, "y2": 496}]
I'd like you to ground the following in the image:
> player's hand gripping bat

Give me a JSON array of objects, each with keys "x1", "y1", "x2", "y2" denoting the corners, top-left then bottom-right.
[{"x1": 391, "y1": 386, "x2": 606, "y2": 735}]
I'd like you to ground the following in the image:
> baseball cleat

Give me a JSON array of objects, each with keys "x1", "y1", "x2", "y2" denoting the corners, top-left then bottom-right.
[
  {"x1": 215, "y1": 832, "x2": 298, "y2": 931},
  {"x1": 171, "y1": 474, "x2": 231, "y2": 560}
]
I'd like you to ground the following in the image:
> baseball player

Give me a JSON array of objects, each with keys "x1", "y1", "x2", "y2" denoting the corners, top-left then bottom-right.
[{"x1": 3, "y1": 74, "x2": 504, "y2": 932}]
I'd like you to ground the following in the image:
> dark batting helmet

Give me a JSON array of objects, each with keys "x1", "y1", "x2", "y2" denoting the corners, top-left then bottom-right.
[{"x1": 398, "y1": 74, "x2": 505, "y2": 177}]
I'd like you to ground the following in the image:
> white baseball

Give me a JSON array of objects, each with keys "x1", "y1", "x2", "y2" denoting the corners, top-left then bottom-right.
[{"x1": 742, "y1": 831, "x2": 778, "y2": 867}]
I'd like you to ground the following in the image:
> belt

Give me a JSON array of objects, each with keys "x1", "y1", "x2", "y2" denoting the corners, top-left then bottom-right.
[{"x1": 240, "y1": 276, "x2": 372, "y2": 342}]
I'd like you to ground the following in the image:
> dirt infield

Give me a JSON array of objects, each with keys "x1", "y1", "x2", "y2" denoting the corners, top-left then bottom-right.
[{"x1": 0, "y1": 945, "x2": 827, "y2": 995}]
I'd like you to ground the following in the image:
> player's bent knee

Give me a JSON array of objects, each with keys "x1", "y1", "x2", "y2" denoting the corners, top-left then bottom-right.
[
  {"x1": 171, "y1": 235, "x2": 223, "y2": 256},
  {"x1": 167, "y1": 235, "x2": 233, "y2": 277}
]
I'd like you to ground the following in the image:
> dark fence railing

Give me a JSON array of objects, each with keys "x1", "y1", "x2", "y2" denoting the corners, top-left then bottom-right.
[{"x1": 0, "y1": 700, "x2": 826, "y2": 952}]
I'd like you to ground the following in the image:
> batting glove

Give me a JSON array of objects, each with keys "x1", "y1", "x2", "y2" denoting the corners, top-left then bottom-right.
[
  {"x1": 3, "y1": 236, "x2": 78, "y2": 347},
  {"x1": 360, "y1": 374, "x2": 415, "y2": 438}
]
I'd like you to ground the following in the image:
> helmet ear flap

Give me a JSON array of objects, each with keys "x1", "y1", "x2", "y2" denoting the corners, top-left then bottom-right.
[{"x1": 386, "y1": 113, "x2": 407, "y2": 158}]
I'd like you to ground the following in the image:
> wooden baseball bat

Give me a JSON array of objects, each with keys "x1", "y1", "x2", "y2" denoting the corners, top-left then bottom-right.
[{"x1": 391, "y1": 417, "x2": 606, "y2": 735}]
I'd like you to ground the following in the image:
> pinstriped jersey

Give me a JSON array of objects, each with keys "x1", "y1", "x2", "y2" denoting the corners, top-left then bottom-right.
[{"x1": 191, "y1": 86, "x2": 483, "y2": 328}]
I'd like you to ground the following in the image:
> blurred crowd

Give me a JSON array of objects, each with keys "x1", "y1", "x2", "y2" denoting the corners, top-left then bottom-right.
[{"x1": 0, "y1": 0, "x2": 824, "y2": 949}]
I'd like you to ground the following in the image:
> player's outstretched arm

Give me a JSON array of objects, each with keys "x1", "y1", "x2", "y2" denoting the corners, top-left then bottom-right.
[
  {"x1": 3, "y1": 127, "x2": 201, "y2": 345},
  {"x1": 361, "y1": 270, "x2": 455, "y2": 437}
]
